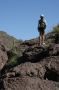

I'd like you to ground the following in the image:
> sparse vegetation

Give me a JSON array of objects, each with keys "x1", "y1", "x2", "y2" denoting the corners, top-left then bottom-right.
[
  {"x1": 8, "y1": 55, "x2": 19, "y2": 67},
  {"x1": 52, "y1": 24, "x2": 59, "y2": 33},
  {"x1": 7, "y1": 51, "x2": 20, "y2": 68}
]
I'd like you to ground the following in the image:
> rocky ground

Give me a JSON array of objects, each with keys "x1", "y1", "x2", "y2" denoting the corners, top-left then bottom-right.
[{"x1": 0, "y1": 32, "x2": 59, "y2": 90}]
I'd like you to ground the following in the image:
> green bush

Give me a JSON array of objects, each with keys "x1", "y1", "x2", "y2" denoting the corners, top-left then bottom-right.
[
  {"x1": 6, "y1": 50, "x2": 20, "y2": 69},
  {"x1": 52, "y1": 25, "x2": 59, "y2": 33},
  {"x1": 7, "y1": 54, "x2": 19, "y2": 67}
]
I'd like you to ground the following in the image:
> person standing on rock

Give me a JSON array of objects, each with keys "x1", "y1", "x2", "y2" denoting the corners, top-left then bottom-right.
[{"x1": 38, "y1": 15, "x2": 47, "y2": 46}]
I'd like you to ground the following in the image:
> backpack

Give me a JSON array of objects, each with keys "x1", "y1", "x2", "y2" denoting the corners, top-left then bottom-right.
[{"x1": 38, "y1": 19, "x2": 46, "y2": 30}]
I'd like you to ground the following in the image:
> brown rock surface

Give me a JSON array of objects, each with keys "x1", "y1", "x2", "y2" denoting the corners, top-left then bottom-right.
[
  {"x1": 0, "y1": 42, "x2": 8, "y2": 71},
  {"x1": 3, "y1": 77, "x2": 59, "y2": 90},
  {"x1": 13, "y1": 62, "x2": 46, "y2": 79}
]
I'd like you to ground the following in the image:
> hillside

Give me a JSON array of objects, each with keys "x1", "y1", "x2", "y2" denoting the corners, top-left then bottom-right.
[
  {"x1": 0, "y1": 30, "x2": 59, "y2": 90},
  {"x1": 0, "y1": 31, "x2": 23, "y2": 50}
]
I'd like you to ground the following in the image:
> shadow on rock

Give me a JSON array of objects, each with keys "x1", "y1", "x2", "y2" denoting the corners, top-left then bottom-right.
[{"x1": 23, "y1": 46, "x2": 49, "y2": 62}]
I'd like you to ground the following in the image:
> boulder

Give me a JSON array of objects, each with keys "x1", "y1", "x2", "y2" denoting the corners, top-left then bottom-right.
[
  {"x1": 3, "y1": 76, "x2": 59, "y2": 90},
  {"x1": 23, "y1": 46, "x2": 49, "y2": 62},
  {"x1": 44, "y1": 56, "x2": 59, "y2": 82},
  {"x1": 13, "y1": 62, "x2": 46, "y2": 79}
]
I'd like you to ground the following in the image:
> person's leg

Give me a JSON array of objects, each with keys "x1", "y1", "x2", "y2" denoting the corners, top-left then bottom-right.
[
  {"x1": 38, "y1": 29, "x2": 45, "y2": 46},
  {"x1": 42, "y1": 33, "x2": 45, "y2": 44},
  {"x1": 39, "y1": 30, "x2": 43, "y2": 45},
  {"x1": 41, "y1": 35, "x2": 43, "y2": 44},
  {"x1": 39, "y1": 35, "x2": 42, "y2": 45},
  {"x1": 38, "y1": 33, "x2": 41, "y2": 46}
]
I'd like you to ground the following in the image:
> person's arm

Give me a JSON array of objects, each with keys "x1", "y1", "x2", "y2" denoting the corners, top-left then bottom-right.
[{"x1": 44, "y1": 19, "x2": 47, "y2": 29}]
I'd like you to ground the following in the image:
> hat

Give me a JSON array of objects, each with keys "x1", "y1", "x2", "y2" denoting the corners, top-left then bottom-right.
[{"x1": 40, "y1": 14, "x2": 44, "y2": 18}]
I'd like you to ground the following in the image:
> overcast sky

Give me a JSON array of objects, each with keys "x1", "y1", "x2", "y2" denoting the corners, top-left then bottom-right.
[{"x1": 0, "y1": 0, "x2": 59, "y2": 40}]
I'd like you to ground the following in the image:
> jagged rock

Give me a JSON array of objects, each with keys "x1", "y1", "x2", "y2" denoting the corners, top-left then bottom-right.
[
  {"x1": 47, "y1": 56, "x2": 59, "y2": 72},
  {"x1": 13, "y1": 62, "x2": 46, "y2": 79},
  {"x1": 45, "y1": 56, "x2": 59, "y2": 82},
  {"x1": 3, "y1": 76, "x2": 59, "y2": 90},
  {"x1": 48, "y1": 44, "x2": 59, "y2": 56},
  {"x1": 22, "y1": 38, "x2": 39, "y2": 46},
  {"x1": 23, "y1": 46, "x2": 49, "y2": 62}
]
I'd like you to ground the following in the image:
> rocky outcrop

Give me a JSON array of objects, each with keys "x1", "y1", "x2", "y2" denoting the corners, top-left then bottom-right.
[
  {"x1": 23, "y1": 44, "x2": 59, "y2": 62},
  {"x1": 1, "y1": 43, "x2": 59, "y2": 90},
  {"x1": 23, "y1": 45, "x2": 49, "y2": 62},
  {"x1": 0, "y1": 32, "x2": 59, "y2": 90}
]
